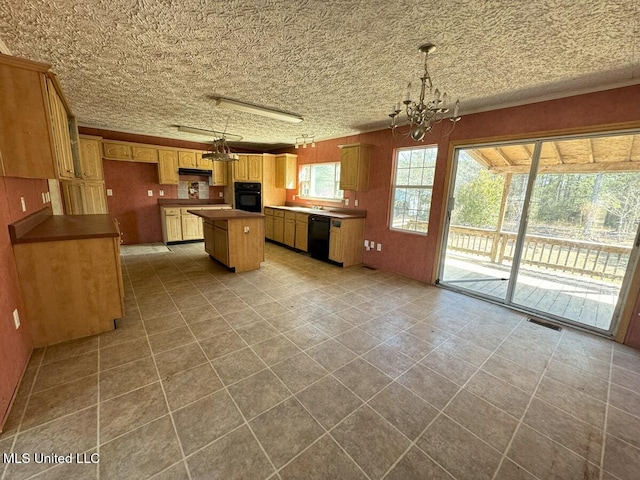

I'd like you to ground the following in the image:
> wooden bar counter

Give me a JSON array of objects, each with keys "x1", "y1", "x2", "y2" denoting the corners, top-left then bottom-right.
[
  {"x1": 188, "y1": 209, "x2": 265, "y2": 272},
  {"x1": 9, "y1": 207, "x2": 124, "y2": 347}
]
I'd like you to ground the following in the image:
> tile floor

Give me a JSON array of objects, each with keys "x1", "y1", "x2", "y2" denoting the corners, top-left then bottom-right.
[{"x1": 1, "y1": 242, "x2": 640, "y2": 480}]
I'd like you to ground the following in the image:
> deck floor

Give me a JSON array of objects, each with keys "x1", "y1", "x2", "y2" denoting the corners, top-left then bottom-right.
[{"x1": 441, "y1": 254, "x2": 619, "y2": 331}]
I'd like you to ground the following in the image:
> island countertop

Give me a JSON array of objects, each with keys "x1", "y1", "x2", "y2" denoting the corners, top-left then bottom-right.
[{"x1": 187, "y1": 209, "x2": 265, "y2": 220}]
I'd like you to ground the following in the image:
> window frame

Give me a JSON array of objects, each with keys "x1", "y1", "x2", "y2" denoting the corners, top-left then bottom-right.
[
  {"x1": 297, "y1": 162, "x2": 343, "y2": 202},
  {"x1": 389, "y1": 145, "x2": 438, "y2": 235}
]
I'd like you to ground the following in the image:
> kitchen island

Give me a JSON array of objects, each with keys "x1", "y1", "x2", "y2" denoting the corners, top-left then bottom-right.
[{"x1": 188, "y1": 209, "x2": 265, "y2": 272}]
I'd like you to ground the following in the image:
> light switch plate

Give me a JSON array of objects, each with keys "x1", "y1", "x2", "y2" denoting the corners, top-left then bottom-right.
[
  {"x1": 219, "y1": 192, "x2": 224, "y2": 198},
  {"x1": 370, "y1": 241, "x2": 375, "y2": 248},
  {"x1": 159, "y1": 190, "x2": 164, "y2": 196},
  {"x1": 344, "y1": 198, "x2": 349, "y2": 206},
  {"x1": 376, "y1": 243, "x2": 382, "y2": 251},
  {"x1": 354, "y1": 199, "x2": 359, "y2": 207},
  {"x1": 42, "y1": 192, "x2": 46, "y2": 203},
  {"x1": 106, "y1": 189, "x2": 113, "y2": 196},
  {"x1": 147, "y1": 190, "x2": 153, "y2": 197},
  {"x1": 20, "y1": 197, "x2": 26, "y2": 212},
  {"x1": 13, "y1": 309, "x2": 20, "y2": 329},
  {"x1": 45, "y1": 192, "x2": 50, "y2": 202},
  {"x1": 364, "y1": 240, "x2": 369, "y2": 247}
]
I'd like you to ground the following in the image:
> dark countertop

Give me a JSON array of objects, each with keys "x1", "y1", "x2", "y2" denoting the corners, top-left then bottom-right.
[
  {"x1": 265, "y1": 205, "x2": 366, "y2": 219},
  {"x1": 188, "y1": 209, "x2": 265, "y2": 220},
  {"x1": 157, "y1": 199, "x2": 228, "y2": 206},
  {"x1": 162, "y1": 204, "x2": 232, "y2": 209},
  {"x1": 10, "y1": 209, "x2": 119, "y2": 244}
]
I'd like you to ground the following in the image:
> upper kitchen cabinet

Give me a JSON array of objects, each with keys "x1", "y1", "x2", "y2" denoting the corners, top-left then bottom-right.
[
  {"x1": 178, "y1": 150, "x2": 197, "y2": 168},
  {"x1": 0, "y1": 54, "x2": 57, "y2": 179},
  {"x1": 158, "y1": 149, "x2": 179, "y2": 185},
  {"x1": 275, "y1": 153, "x2": 297, "y2": 189},
  {"x1": 78, "y1": 135, "x2": 104, "y2": 180},
  {"x1": 102, "y1": 140, "x2": 159, "y2": 163},
  {"x1": 46, "y1": 76, "x2": 76, "y2": 179},
  {"x1": 339, "y1": 143, "x2": 371, "y2": 191},
  {"x1": 212, "y1": 161, "x2": 228, "y2": 186},
  {"x1": 234, "y1": 154, "x2": 263, "y2": 181}
]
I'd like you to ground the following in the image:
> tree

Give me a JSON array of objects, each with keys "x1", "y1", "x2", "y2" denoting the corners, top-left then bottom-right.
[
  {"x1": 600, "y1": 172, "x2": 640, "y2": 239},
  {"x1": 454, "y1": 169, "x2": 504, "y2": 228}
]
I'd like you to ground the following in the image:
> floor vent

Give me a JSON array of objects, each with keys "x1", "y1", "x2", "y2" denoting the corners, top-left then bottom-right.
[{"x1": 527, "y1": 317, "x2": 562, "y2": 331}]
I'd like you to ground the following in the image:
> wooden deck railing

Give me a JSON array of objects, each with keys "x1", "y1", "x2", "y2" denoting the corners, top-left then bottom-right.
[{"x1": 447, "y1": 226, "x2": 632, "y2": 281}]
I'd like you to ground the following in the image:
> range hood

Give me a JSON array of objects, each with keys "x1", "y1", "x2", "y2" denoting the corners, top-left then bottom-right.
[{"x1": 178, "y1": 168, "x2": 212, "y2": 177}]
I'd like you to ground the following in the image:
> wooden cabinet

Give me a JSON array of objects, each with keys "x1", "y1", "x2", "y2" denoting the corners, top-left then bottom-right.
[
  {"x1": 339, "y1": 144, "x2": 371, "y2": 191},
  {"x1": 328, "y1": 218, "x2": 365, "y2": 267},
  {"x1": 132, "y1": 145, "x2": 158, "y2": 163},
  {"x1": 329, "y1": 224, "x2": 343, "y2": 263},
  {"x1": 181, "y1": 209, "x2": 203, "y2": 240},
  {"x1": 264, "y1": 208, "x2": 275, "y2": 240},
  {"x1": 78, "y1": 136, "x2": 104, "y2": 180},
  {"x1": 46, "y1": 77, "x2": 75, "y2": 179},
  {"x1": 284, "y1": 211, "x2": 296, "y2": 247},
  {"x1": 295, "y1": 213, "x2": 309, "y2": 251},
  {"x1": 61, "y1": 180, "x2": 108, "y2": 215},
  {"x1": 158, "y1": 149, "x2": 179, "y2": 185},
  {"x1": 234, "y1": 154, "x2": 263, "y2": 181},
  {"x1": 203, "y1": 222, "x2": 215, "y2": 256},
  {"x1": 163, "y1": 208, "x2": 183, "y2": 242},
  {"x1": 273, "y1": 210, "x2": 285, "y2": 243},
  {"x1": 212, "y1": 161, "x2": 227, "y2": 186},
  {"x1": 160, "y1": 205, "x2": 231, "y2": 243},
  {"x1": 178, "y1": 150, "x2": 198, "y2": 168},
  {"x1": 102, "y1": 142, "x2": 132, "y2": 161},
  {"x1": 213, "y1": 222, "x2": 229, "y2": 265},
  {"x1": 0, "y1": 54, "x2": 57, "y2": 179},
  {"x1": 196, "y1": 153, "x2": 213, "y2": 170},
  {"x1": 275, "y1": 154, "x2": 297, "y2": 189}
]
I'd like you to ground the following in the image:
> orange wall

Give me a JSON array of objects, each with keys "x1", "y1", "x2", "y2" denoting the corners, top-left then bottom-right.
[
  {"x1": 288, "y1": 84, "x2": 640, "y2": 346},
  {"x1": 0, "y1": 176, "x2": 50, "y2": 429}
]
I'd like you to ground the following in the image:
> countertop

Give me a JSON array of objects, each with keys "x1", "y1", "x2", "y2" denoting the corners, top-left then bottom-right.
[
  {"x1": 10, "y1": 208, "x2": 119, "y2": 244},
  {"x1": 265, "y1": 205, "x2": 366, "y2": 219},
  {"x1": 188, "y1": 209, "x2": 265, "y2": 220},
  {"x1": 161, "y1": 203, "x2": 232, "y2": 209}
]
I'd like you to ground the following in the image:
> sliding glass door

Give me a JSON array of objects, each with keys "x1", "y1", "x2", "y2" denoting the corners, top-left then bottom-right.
[{"x1": 438, "y1": 131, "x2": 640, "y2": 334}]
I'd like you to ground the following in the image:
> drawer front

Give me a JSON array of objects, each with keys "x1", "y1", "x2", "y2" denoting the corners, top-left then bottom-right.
[
  {"x1": 181, "y1": 207, "x2": 199, "y2": 215},
  {"x1": 274, "y1": 209, "x2": 285, "y2": 218},
  {"x1": 164, "y1": 207, "x2": 181, "y2": 215},
  {"x1": 264, "y1": 207, "x2": 274, "y2": 216},
  {"x1": 295, "y1": 213, "x2": 309, "y2": 223},
  {"x1": 284, "y1": 211, "x2": 296, "y2": 220},
  {"x1": 213, "y1": 220, "x2": 228, "y2": 230}
]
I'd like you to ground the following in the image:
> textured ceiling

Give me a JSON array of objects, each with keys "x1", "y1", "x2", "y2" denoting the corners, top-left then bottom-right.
[{"x1": 1, "y1": 0, "x2": 639, "y2": 149}]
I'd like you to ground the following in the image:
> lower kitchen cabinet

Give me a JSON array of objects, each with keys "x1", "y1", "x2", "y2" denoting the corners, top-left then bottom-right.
[
  {"x1": 181, "y1": 210, "x2": 203, "y2": 240},
  {"x1": 329, "y1": 218, "x2": 365, "y2": 267},
  {"x1": 213, "y1": 222, "x2": 229, "y2": 265},
  {"x1": 284, "y1": 212, "x2": 296, "y2": 247},
  {"x1": 294, "y1": 213, "x2": 309, "y2": 251},
  {"x1": 265, "y1": 209, "x2": 274, "y2": 239},
  {"x1": 273, "y1": 210, "x2": 285, "y2": 243}
]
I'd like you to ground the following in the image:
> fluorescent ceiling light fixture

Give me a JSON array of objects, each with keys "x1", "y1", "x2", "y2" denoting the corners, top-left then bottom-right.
[
  {"x1": 214, "y1": 97, "x2": 303, "y2": 124},
  {"x1": 177, "y1": 125, "x2": 243, "y2": 142}
]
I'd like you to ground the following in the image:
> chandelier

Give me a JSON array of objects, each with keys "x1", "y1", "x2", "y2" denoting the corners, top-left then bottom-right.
[
  {"x1": 202, "y1": 136, "x2": 239, "y2": 162},
  {"x1": 388, "y1": 43, "x2": 461, "y2": 142}
]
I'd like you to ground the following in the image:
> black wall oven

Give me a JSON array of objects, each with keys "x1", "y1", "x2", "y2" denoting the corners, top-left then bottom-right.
[{"x1": 234, "y1": 182, "x2": 262, "y2": 212}]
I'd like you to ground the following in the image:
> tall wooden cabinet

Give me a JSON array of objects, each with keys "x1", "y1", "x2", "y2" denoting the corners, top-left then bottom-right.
[
  {"x1": 158, "y1": 150, "x2": 179, "y2": 185},
  {"x1": 46, "y1": 77, "x2": 75, "y2": 179},
  {"x1": 0, "y1": 54, "x2": 57, "y2": 179}
]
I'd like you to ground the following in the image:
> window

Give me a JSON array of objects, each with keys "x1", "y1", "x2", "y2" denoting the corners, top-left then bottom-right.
[
  {"x1": 390, "y1": 146, "x2": 437, "y2": 234},
  {"x1": 298, "y1": 163, "x2": 343, "y2": 201}
]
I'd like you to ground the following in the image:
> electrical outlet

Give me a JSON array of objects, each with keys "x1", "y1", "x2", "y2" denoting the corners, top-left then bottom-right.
[
  {"x1": 219, "y1": 192, "x2": 224, "y2": 198},
  {"x1": 370, "y1": 241, "x2": 375, "y2": 249},
  {"x1": 147, "y1": 190, "x2": 153, "y2": 197},
  {"x1": 20, "y1": 197, "x2": 26, "y2": 212},
  {"x1": 106, "y1": 189, "x2": 113, "y2": 196},
  {"x1": 344, "y1": 198, "x2": 349, "y2": 206},
  {"x1": 13, "y1": 309, "x2": 20, "y2": 329},
  {"x1": 45, "y1": 192, "x2": 50, "y2": 202},
  {"x1": 159, "y1": 190, "x2": 164, "y2": 196},
  {"x1": 364, "y1": 240, "x2": 369, "y2": 247},
  {"x1": 376, "y1": 243, "x2": 382, "y2": 252},
  {"x1": 42, "y1": 192, "x2": 46, "y2": 203},
  {"x1": 354, "y1": 199, "x2": 359, "y2": 207},
  {"x1": 243, "y1": 226, "x2": 250, "y2": 233}
]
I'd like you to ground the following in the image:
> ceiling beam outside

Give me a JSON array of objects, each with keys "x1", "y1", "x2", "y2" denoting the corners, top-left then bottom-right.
[
  {"x1": 494, "y1": 147, "x2": 513, "y2": 166},
  {"x1": 588, "y1": 139, "x2": 595, "y2": 163},
  {"x1": 550, "y1": 141, "x2": 564, "y2": 164},
  {"x1": 626, "y1": 136, "x2": 635, "y2": 162}
]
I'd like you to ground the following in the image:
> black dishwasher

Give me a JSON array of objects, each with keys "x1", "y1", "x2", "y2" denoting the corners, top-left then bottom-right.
[{"x1": 308, "y1": 215, "x2": 331, "y2": 260}]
